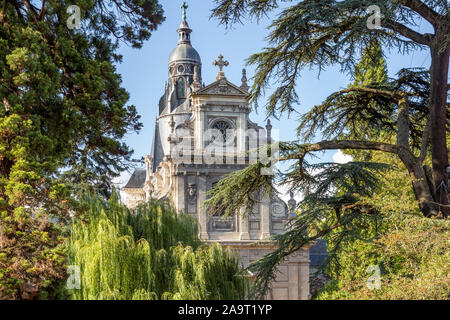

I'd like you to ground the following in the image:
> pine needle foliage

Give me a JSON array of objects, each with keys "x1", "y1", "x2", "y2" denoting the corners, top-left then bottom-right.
[
  {"x1": 211, "y1": 0, "x2": 450, "y2": 217},
  {"x1": 206, "y1": 152, "x2": 391, "y2": 298},
  {"x1": 1, "y1": 0, "x2": 165, "y2": 299},
  {"x1": 66, "y1": 193, "x2": 247, "y2": 300},
  {"x1": 208, "y1": 1, "x2": 449, "y2": 297}
]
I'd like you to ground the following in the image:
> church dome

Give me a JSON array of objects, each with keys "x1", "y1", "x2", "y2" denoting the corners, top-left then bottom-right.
[
  {"x1": 169, "y1": 20, "x2": 201, "y2": 64},
  {"x1": 169, "y1": 44, "x2": 201, "y2": 63}
]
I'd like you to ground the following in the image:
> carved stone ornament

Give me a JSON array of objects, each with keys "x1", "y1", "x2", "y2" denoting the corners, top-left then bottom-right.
[
  {"x1": 187, "y1": 183, "x2": 197, "y2": 203},
  {"x1": 271, "y1": 199, "x2": 288, "y2": 219},
  {"x1": 201, "y1": 81, "x2": 244, "y2": 95}
]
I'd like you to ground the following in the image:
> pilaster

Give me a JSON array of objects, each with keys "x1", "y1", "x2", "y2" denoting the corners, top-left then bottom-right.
[
  {"x1": 260, "y1": 194, "x2": 271, "y2": 239},
  {"x1": 197, "y1": 173, "x2": 209, "y2": 240},
  {"x1": 239, "y1": 207, "x2": 250, "y2": 240}
]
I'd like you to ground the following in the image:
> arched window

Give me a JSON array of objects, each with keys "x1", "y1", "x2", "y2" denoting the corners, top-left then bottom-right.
[{"x1": 176, "y1": 77, "x2": 185, "y2": 99}]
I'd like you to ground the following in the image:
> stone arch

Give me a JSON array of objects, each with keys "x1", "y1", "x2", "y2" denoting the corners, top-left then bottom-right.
[{"x1": 209, "y1": 118, "x2": 236, "y2": 148}]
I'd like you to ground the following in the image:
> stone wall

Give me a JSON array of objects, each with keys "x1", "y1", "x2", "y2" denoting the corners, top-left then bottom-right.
[{"x1": 217, "y1": 241, "x2": 313, "y2": 300}]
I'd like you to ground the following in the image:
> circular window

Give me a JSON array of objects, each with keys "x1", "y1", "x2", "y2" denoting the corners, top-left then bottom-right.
[
  {"x1": 169, "y1": 67, "x2": 174, "y2": 75},
  {"x1": 177, "y1": 65, "x2": 185, "y2": 73},
  {"x1": 211, "y1": 120, "x2": 233, "y2": 143}
]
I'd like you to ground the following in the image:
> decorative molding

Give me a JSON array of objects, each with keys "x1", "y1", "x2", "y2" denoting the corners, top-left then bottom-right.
[
  {"x1": 210, "y1": 216, "x2": 235, "y2": 232},
  {"x1": 207, "y1": 116, "x2": 236, "y2": 128},
  {"x1": 197, "y1": 80, "x2": 248, "y2": 96}
]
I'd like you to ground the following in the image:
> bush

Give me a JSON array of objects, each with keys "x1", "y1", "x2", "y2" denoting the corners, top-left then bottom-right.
[{"x1": 317, "y1": 214, "x2": 449, "y2": 300}]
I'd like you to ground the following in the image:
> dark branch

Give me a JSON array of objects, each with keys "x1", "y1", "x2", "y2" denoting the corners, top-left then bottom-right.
[
  {"x1": 385, "y1": 19, "x2": 431, "y2": 46},
  {"x1": 397, "y1": 0, "x2": 442, "y2": 27}
]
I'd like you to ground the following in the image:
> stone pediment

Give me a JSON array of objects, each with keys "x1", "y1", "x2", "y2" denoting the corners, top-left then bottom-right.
[{"x1": 195, "y1": 79, "x2": 249, "y2": 97}]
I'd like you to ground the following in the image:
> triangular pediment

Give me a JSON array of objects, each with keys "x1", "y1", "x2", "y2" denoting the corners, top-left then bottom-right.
[{"x1": 195, "y1": 79, "x2": 249, "y2": 96}]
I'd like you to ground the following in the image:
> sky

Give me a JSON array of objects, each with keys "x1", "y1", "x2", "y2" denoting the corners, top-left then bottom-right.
[{"x1": 113, "y1": 0, "x2": 432, "y2": 190}]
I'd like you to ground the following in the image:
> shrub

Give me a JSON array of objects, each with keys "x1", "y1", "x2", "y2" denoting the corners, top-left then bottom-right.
[{"x1": 317, "y1": 214, "x2": 449, "y2": 300}]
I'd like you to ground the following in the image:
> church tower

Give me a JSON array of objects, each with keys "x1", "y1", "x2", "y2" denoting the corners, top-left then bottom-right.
[
  {"x1": 122, "y1": 2, "x2": 313, "y2": 300},
  {"x1": 166, "y1": 4, "x2": 202, "y2": 113}
]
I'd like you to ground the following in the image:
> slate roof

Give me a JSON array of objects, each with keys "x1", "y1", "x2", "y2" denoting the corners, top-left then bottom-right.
[
  {"x1": 123, "y1": 169, "x2": 146, "y2": 189},
  {"x1": 169, "y1": 43, "x2": 201, "y2": 63},
  {"x1": 150, "y1": 120, "x2": 164, "y2": 173}
]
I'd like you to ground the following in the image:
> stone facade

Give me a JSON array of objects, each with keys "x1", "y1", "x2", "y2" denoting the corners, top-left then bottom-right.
[{"x1": 122, "y1": 13, "x2": 312, "y2": 300}]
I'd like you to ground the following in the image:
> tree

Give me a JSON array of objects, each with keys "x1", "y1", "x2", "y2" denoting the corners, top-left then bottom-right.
[
  {"x1": 211, "y1": 0, "x2": 449, "y2": 217},
  {"x1": 207, "y1": 0, "x2": 449, "y2": 297},
  {"x1": 67, "y1": 194, "x2": 247, "y2": 300},
  {"x1": 343, "y1": 38, "x2": 389, "y2": 161},
  {"x1": 0, "y1": 0, "x2": 164, "y2": 299},
  {"x1": 319, "y1": 40, "x2": 448, "y2": 300}
]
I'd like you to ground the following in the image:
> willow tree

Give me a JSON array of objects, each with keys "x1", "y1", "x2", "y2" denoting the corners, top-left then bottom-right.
[
  {"x1": 67, "y1": 194, "x2": 247, "y2": 300},
  {"x1": 206, "y1": 0, "x2": 449, "y2": 297}
]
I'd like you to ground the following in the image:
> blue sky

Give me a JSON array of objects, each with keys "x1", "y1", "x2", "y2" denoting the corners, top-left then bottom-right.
[{"x1": 114, "y1": 0, "x2": 431, "y2": 186}]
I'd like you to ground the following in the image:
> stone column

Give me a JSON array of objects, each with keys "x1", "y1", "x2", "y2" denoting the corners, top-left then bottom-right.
[
  {"x1": 260, "y1": 194, "x2": 271, "y2": 239},
  {"x1": 239, "y1": 207, "x2": 250, "y2": 240},
  {"x1": 197, "y1": 173, "x2": 209, "y2": 240}
]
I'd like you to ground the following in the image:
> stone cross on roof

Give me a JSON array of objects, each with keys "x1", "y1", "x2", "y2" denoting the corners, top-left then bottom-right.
[{"x1": 213, "y1": 54, "x2": 229, "y2": 80}]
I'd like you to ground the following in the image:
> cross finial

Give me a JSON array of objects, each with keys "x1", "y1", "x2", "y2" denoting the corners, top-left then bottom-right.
[
  {"x1": 213, "y1": 54, "x2": 229, "y2": 80},
  {"x1": 181, "y1": 2, "x2": 188, "y2": 21},
  {"x1": 213, "y1": 54, "x2": 229, "y2": 72}
]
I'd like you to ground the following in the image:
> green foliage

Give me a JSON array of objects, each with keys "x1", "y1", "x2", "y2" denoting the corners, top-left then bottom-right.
[
  {"x1": 211, "y1": 0, "x2": 450, "y2": 218},
  {"x1": 0, "y1": 1, "x2": 164, "y2": 299},
  {"x1": 207, "y1": 4, "x2": 449, "y2": 296},
  {"x1": 298, "y1": 67, "x2": 434, "y2": 152},
  {"x1": 207, "y1": 151, "x2": 392, "y2": 298},
  {"x1": 315, "y1": 38, "x2": 435, "y2": 299},
  {"x1": 205, "y1": 161, "x2": 275, "y2": 217},
  {"x1": 212, "y1": 0, "x2": 447, "y2": 117},
  {"x1": 317, "y1": 214, "x2": 450, "y2": 300},
  {"x1": 66, "y1": 193, "x2": 247, "y2": 300},
  {"x1": 343, "y1": 38, "x2": 390, "y2": 160},
  {"x1": 353, "y1": 38, "x2": 388, "y2": 86}
]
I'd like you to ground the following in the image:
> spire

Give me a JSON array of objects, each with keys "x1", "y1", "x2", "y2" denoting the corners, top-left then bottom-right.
[
  {"x1": 191, "y1": 65, "x2": 202, "y2": 92},
  {"x1": 177, "y1": 2, "x2": 192, "y2": 45},
  {"x1": 240, "y1": 68, "x2": 249, "y2": 92},
  {"x1": 169, "y1": 0, "x2": 200, "y2": 64},
  {"x1": 213, "y1": 54, "x2": 229, "y2": 81},
  {"x1": 266, "y1": 119, "x2": 272, "y2": 144},
  {"x1": 288, "y1": 191, "x2": 297, "y2": 218}
]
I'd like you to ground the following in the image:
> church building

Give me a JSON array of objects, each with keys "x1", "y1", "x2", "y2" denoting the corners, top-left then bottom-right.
[{"x1": 122, "y1": 5, "x2": 312, "y2": 300}]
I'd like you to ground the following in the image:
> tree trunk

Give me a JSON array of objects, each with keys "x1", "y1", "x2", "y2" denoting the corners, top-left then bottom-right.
[
  {"x1": 429, "y1": 35, "x2": 449, "y2": 217},
  {"x1": 397, "y1": 148, "x2": 439, "y2": 217},
  {"x1": 410, "y1": 163, "x2": 440, "y2": 217}
]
